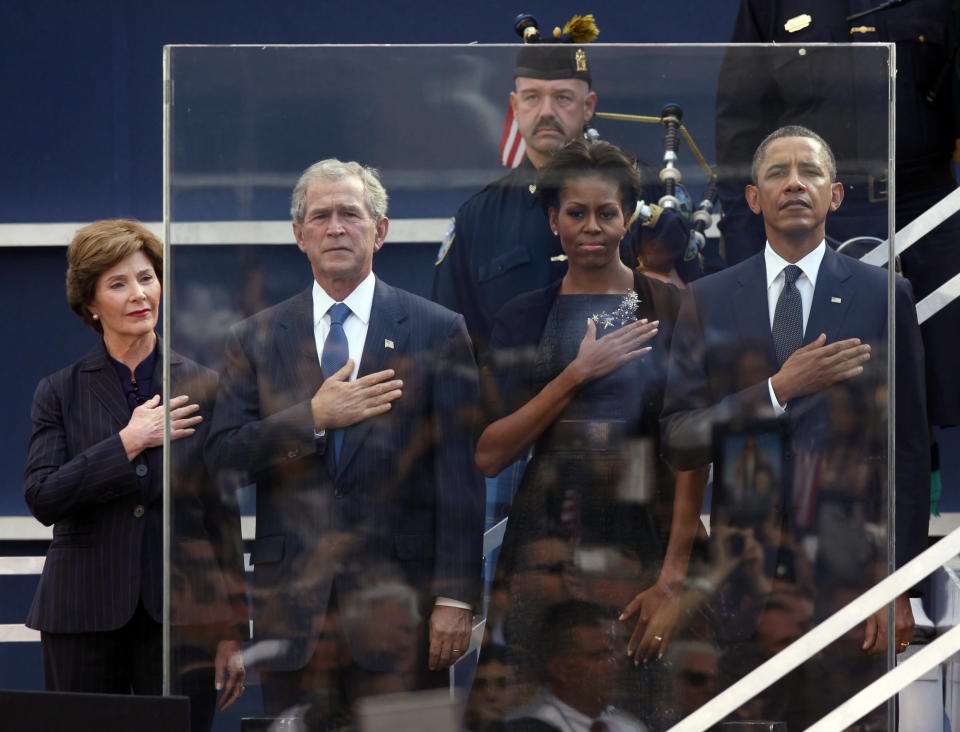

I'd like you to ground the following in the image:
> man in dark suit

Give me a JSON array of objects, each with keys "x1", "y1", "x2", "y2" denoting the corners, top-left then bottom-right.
[
  {"x1": 206, "y1": 159, "x2": 484, "y2": 723},
  {"x1": 715, "y1": 0, "x2": 960, "y2": 427},
  {"x1": 504, "y1": 601, "x2": 646, "y2": 732},
  {"x1": 661, "y1": 126, "x2": 929, "y2": 721}
]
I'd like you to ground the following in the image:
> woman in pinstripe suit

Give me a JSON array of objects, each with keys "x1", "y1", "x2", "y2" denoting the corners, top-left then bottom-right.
[{"x1": 23, "y1": 219, "x2": 246, "y2": 731}]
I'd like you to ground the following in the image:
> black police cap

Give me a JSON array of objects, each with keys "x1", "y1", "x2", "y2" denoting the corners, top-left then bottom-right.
[{"x1": 514, "y1": 45, "x2": 591, "y2": 87}]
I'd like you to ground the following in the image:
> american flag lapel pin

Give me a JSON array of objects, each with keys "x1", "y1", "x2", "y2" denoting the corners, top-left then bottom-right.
[
  {"x1": 384, "y1": 338, "x2": 395, "y2": 349},
  {"x1": 830, "y1": 296, "x2": 842, "y2": 304}
]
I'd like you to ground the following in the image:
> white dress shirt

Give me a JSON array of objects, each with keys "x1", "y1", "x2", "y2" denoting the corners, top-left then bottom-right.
[
  {"x1": 311, "y1": 271, "x2": 376, "y2": 381},
  {"x1": 510, "y1": 690, "x2": 648, "y2": 732},
  {"x1": 764, "y1": 241, "x2": 825, "y2": 412},
  {"x1": 310, "y1": 271, "x2": 470, "y2": 612}
]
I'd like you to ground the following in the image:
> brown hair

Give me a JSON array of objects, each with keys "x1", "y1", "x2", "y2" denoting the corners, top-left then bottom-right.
[
  {"x1": 536, "y1": 139, "x2": 642, "y2": 219},
  {"x1": 66, "y1": 219, "x2": 163, "y2": 334}
]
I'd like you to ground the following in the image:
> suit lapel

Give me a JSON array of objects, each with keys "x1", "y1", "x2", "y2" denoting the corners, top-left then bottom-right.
[
  {"x1": 805, "y1": 247, "x2": 854, "y2": 345},
  {"x1": 277, "y1": 289, "x2": 325, "y2": 399},
  {"x1": 733, "y1": 254, "x2": 778, "y2": 370},
  {"x1": 336, "y1": 278, "x2": 408, "y2": 478},
  {"x1": 82, "y1": 341, "x2": 134, "y2": 428}
]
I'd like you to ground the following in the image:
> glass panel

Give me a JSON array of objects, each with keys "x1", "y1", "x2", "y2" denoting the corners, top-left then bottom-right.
[{"x1": 164, "y1": 43, "x2": 897, "y2": 731}]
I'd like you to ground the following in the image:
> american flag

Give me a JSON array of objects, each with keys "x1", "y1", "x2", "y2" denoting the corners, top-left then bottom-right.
[{"x1": 499, "y1": 106, "x2": 526, "y2": 168}]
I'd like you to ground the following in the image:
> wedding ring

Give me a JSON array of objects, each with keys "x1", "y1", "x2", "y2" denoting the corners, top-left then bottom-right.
[{"x1": 654, "y1": 635, "x2": 663, "y2": 642}]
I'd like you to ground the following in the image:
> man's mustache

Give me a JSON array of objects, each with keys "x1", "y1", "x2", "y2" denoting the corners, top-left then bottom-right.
[{"x1": 533, "y1": 118, "x2": 565, "y2": 135}]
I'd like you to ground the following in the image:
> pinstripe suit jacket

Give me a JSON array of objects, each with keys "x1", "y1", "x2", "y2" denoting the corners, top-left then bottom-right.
[
  {"x1": 206, "y1": 278, "x2": 485, "y2": 671},
  {"x1": 24, "y1": 340, "x2": 245, "y2": 635}
]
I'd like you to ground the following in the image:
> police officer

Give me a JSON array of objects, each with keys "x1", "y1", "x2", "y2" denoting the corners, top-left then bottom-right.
[
  {"x1": 432, "y1": 45, "x2": 678, "y2": 354},
  {"x1": 432, "y1": 45, "x2": 598, "y2": 353}
]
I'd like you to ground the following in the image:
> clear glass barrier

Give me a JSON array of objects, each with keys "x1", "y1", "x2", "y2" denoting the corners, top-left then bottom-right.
[{"x1": 164, "y1": 43, "x2": 896, "y2": 731}]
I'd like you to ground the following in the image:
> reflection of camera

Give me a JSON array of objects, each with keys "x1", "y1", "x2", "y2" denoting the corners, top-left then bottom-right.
[
  {"x1": 725, "y1": 532, "x2": 745, "y2": 557},
  {"x1": 774, "y1": 547, "x2": 797, "y2": 584}
]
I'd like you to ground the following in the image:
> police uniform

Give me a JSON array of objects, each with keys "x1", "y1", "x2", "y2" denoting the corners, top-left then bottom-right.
[
  {"x1": 431, "y1": 44, "x2": 595, "y2": 354},
  {"x1": 432, "y1": 159, "x2": 568, "y2": 353},
  {"x1": 715, "y1": 0, "x2": 960, "y2": 425}
]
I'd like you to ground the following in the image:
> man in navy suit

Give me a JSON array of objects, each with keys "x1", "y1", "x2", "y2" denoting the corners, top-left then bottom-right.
[
  {"x1": 206, "y1": 159, "x2": 484, "y2": 723},
  {"x1": 660, "y1": 126, "x2": 929, "y2": 720}
]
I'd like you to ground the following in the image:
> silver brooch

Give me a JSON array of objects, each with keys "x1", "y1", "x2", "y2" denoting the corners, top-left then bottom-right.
[{"x1": 591, "y1": 290, "x2": 640, "y2": 329}]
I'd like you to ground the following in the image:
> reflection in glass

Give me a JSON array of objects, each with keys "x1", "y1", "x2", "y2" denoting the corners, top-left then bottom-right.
[{"x1": 165, "y1": 43, "x2": 900, "y2": 730}]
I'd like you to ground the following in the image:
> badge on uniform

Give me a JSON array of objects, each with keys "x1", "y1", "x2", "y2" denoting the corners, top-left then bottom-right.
[
  {"x1": 784, "y1": 14, "x2": 812, "y2": 33},
  {"x1": 435, "y1": 218, "x2": 456, "y2": 266},
  {"x1": 575, "y1": 49, "x2": 588, "y2": 73},
  {"x1": 384, "y1": 339, "x2": 395, "y2": 349}
]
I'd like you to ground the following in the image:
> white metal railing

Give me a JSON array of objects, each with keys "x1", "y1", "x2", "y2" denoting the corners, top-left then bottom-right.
[
  {"x1": 858, "y1": 186, "x2": 960, "y2": 324},
  {"x1": 809, "y1": 623, "x2": 960, "y2": 731},
  {"x1": 669, "y1": 527, "x2": 960, "y2": 731}
]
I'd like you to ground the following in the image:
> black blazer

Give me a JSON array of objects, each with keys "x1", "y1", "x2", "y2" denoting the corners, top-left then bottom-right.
[
  {"x1": 205, "y1": 278, "x2": 485, "y2": 671},
  {"x1": 661, "y1": 246, "x2": 930, "y2": 569},
  {"x1": 24, "y1": 340, "x2": 246, "y2": 635}
]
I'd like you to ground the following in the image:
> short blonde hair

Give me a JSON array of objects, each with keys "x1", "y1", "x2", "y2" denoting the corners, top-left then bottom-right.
[{"x1": 66, "y1": 219, "x2": 163, "y2": 334}]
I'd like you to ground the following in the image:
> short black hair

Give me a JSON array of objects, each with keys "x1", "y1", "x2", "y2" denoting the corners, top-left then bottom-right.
[
  {"x1": 751, "y1": 125, "x2": 837, "y2": 184},
  {"x1": 477, "y1": 643, "x2": 513, "y2": 668},
  {"x1": 539, "y1": 600, "x2": 615, "y2": 663}
]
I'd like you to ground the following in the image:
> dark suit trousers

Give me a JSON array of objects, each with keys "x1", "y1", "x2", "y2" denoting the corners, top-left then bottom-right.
[
  {"x1": 41, "y1": 598, "x2": 218, "y2": 732},
  {"x1": 41, "y1": 598, "x2": 163, "y2": 695}
]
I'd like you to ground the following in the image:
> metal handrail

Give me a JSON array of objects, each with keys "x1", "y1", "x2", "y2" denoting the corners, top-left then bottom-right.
[{"x1": 669, "y1": 526, "x2": 960, "y2": 731}]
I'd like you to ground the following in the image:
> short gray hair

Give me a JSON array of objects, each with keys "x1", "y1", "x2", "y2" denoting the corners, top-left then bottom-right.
[
  {"x1": 290, "y1": 158, "x2": 388, "y2": 225},
  {"x1": 751, "y1": 125, "x2": 837, "y2": 184}
]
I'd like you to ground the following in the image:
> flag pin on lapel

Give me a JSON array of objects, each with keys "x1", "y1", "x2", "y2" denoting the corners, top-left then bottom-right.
[
  {"x1": 384, "y1": 339, "x2": 395, "y2": 349},
  {"x1": 831, "y1": 296, "x2": 842, "y2": 304}
]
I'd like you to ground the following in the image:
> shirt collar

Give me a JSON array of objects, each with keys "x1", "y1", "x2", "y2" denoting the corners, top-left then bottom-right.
[
  {"x1": 543, "y1": 691, "x2": 602, "y2": 729},
  {"x1": 764, "y1": 240, "x2": 825, "y2": 290},
  {"x1": 108, "y1": 342, "x2": 158, "y2": 385},
  {"x1": 312, "y1": 271, "x2": 376, "y2": 326}
]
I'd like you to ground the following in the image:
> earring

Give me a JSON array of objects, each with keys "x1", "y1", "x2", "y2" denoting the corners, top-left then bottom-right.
[
  {"x1": 92, "y1": 314, "x2": 99, "y2": 320},
  {"x1": 552, "y1": 230, "x2": 558, "y2": 236}
]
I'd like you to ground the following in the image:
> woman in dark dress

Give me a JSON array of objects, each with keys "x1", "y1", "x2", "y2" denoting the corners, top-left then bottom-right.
[
  {"x1": 472, "y1": 142, "x2": 708, "y2": 717},
  {"x1": 23, "y1": 220, "x2": 247, "y2": 731}
]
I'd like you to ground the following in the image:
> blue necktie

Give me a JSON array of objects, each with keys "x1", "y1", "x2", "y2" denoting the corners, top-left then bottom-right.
[
  {"x1": 773, "y1": 264, "x2": 803, "y2": 368},
  {"x1": 321, "y1": 302, "x2": 351, "y2": 464}
]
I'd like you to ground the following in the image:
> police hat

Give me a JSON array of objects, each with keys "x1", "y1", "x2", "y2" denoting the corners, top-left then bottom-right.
[{"x1": 514, "y1": 45, "x2": 592, "y2": 87}]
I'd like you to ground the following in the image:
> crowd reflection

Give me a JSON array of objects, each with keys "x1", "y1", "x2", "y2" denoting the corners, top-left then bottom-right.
[{"x1": 149, "y1": 90, "x2": 923, "y2": 732}]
